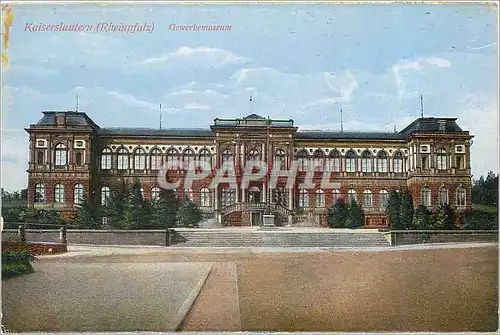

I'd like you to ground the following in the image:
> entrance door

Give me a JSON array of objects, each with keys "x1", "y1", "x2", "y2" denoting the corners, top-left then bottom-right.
[
  {"x1": 248, "y1": 186, "x2": 261, "y2": 204},
  {"x1": 251, "y1": 212, "x2": 262, "y2": 226}
]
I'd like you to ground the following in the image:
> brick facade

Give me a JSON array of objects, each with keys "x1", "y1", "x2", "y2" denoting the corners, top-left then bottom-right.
[{"x1": 25, "y1": 112, "x2": 473, "y2": 227}]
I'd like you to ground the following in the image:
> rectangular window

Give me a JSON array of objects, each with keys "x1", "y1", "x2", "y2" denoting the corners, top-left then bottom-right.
[
  {"x1": 75, "y1": 151, "x2": 83, "y2": 165},
  {"x1": 422, "y1": 156, "x2": 428, "y2": 169}
]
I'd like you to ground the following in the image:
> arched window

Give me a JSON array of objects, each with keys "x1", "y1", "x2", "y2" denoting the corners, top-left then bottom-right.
[
  {"x1": 151, "y1": 186, "x2": 160, "y2": 201},
  {"x1": 347, "y1": 189, "x2": 357, "y2": 204},
  {"x1": 296, "y1": 150, "x2": 309, "y2": 172},
  {"x1": 363, "y1": 189, "x2": 373, "y2": 208},
  {"x1": 377, "y1": 151, "x2": 388, "y2": 172},
  {"x1": 313, "y1": 150, "x2": 325, "y2": 172},
  {"x1": 327, "y1": 150, "x2": 341, "y2": 172},
  {"x1": 54, "y1": 143, "x2": 67, "y2": 166},
  {"x1": 421, "y1": 186, "x2": 431, "y2": 207},
  {"x1": 140, "y1": 188, "x2": 145, "y2": 199},
  {"x1": 101, "y1": 148, "x2": 112, "y2": 170},
  {"x1": 183, "y1": 148, "x2": 195, "y2": 170},
  {"x1": 436, "y1": 149, "x2": 447, "y2": 170},
  {"x1": 54, "y1": 184, "x2": 65, "y2": 203},
  {"x1": 247, "y1": 149, "x2": 261, "y2": 168},
  {"x1": 184, "y1": 188, "x2": 193, "y2": 200},
  {"x1": 379, "y1": 189, "x2": 389, "y2": 210},
  {"x1": 274, "y1": 149, "x2": 286, "y2": 170},
  {"x1": 200, "y1": 187, "x2": 211, "y2": 207},
  {"x1": 298, "y1": 189, "x2": 309, "y2": 207},
  {"x1": 361, "y1": 151, "x2": 372, "y2": 173},
  {"x1": 150, "y1": 148, "x2": 162, "y2": 170},
  {"x1": 457, "y1": 187, "x2": 466, "y2": 207},
  {"x1": 74, "y1": 184, "x2": 84, "y2": 204},
  {"x1": 345, "y1": 151, "x2": 357, "y2": 172},
  {"x1": 134, "y1": 148, "x2": 146, "y2": 170},
  {"x1": 439, "y1": 188, "x2": 449, "y2": 206},
  {"x1": 34, "y1": 183, "x2": 45, "y2": 203},
  {"x1": 221, "y1": 186, "x2": 236, "y2": 207},
  {"x1": 101, "y1": 186, "x2": 111, "y2": 206},
  {"x1": 221, "y1": 148, "x2": 234, "y2": 171},
  {"x1": 166, "y1": 148, "x2": 179, "y2": 169},
  {"x1": 117, "y1": 148, "x2": 129, "y2": 170},
  {"x1": 37, "y1": 150, "x2": 45, "y2": 165},
  {"x1": 315, "y1": 189, "x2": 325, "y2": 207},
  {"x1": 393, "y1": 151, "x2": 403, "y2": 173},
  {"x1": 198, "y1": 149, "x2": 212, "y2": 168},
  {"x1": 332, "y1": 189, "x2": 340, "y2": 204}
]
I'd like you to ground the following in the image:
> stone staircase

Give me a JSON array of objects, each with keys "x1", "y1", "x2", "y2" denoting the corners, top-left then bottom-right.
[{"x1": 170, "y1": 230, "x2": 391, "y2": 248}]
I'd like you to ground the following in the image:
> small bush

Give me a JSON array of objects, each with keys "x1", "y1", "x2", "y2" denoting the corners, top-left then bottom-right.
[{"x1": 2, "y1": 243, "x2": 36, "y2": 279}]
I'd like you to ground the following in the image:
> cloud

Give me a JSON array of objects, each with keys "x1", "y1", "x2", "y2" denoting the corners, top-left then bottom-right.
[
  {"x1": 323, "y1": 71, "x2": 359, "y2": 102},
  {"x1": 183, "y1": 102, "x2": 212, "y2": 110},
  {"x1": 142, "y1": 46, "x2": 251, "y2": 67},
  {"x1": 391, "y1": 57, "x2": 452, "y2": 98},
  {"x1": 169, "y1": 89, "x2": 229, "y2": 99}
]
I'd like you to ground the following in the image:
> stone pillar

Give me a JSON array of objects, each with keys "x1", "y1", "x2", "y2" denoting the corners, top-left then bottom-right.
[
  {"x1": 59, "y1": 226, "x2": 67, "y2": 245},
  {"x1": 18, "y1": 224, "x2": 26, "y2": 243},
  {"x1": 262, "y1": 183, "x2": 267, "y2": 205},
  {"x1": 214, "y1": 188, "x2": 219, "y2": 211},
  {"x1": 288, "y1": 188, "x2": 293, "y2": 211}
]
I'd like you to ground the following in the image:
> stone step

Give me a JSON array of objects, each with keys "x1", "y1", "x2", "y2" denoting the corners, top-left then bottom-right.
[{"x1": 171, "y1": 231, "x2": 390, "y2": 248}]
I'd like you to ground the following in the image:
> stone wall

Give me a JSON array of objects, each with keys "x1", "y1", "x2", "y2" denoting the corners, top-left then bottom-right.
[
  {"x1": 2, "y1": 229, "x2": 168, "y2": 246},
  {"x1": 384, "y1": 230, "x2": 498, "y2": 246}
]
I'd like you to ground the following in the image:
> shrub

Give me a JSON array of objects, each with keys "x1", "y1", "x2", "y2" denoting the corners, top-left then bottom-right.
[
  {"x1": 463, "y1": 209, "x2": 499, "y2": 230},
  {"x1": 327, "y1": 198, "x2": 349, "y2": 228},
  {"x1": 434, "y1": 204, "x2": 456, "y2": 230},
  {"x1": 176, "y1": 197, "x2": 201, "y2": 228},
  {"x1": 346, "y1": 200, "x2": 365, "y2": 228},
  {"x1": 400, "y1": 190, "x2": 414, "y2": 229},
  {"x1": 2, "y1": 243, "x2": 36, "y2": 279},
  {"x1": 412, "y1": 205, "x2": 434, "y2": 229},
  {"x1": 386, "y1": 191, "x2": 401, "y2": 229}
]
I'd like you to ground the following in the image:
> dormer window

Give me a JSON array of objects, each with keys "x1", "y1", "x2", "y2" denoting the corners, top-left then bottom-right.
[{"x1": 438, "y1": 121, "x2": 446, "y2": 132}]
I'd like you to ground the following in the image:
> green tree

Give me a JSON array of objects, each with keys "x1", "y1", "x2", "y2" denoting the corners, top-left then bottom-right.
[
  {"x1": 472, "y1": 171, "x2": 498, "y2": 206},
  {"x1": 412, "y1": 205, "x2": 434, "y2": 229},
  {"x1": 176, "y1": 196, "x2": 201, "y2": 228},
  {"x1": 463, "y1": 209, "x2": 499, "y2": 230},
  {"x1": 327, "y1": 198, "x2": 349, "y2": 228},
  {"x1": 386, "y1": 190, "x2": 401, "y2": 229},
  {"x1": 123, "y1": 178, "x2": 146, "y2": 229},
  {"x1": 103, "y1": 179, "x2": 129, "y2": 229},
  {"x1": 434, "y1": 204, "x2": 456, "y2": 230},
  {"x1": 399, "y1": 190, "x2": 414, "y2": 229},
  {"x1": 18, "y1": 207, "x2": 40, "y2": 223},
  {"x1": 151, "y1": 189, "x2": 179, "y2": 229},
  {"x1": 72, "y1": 198, "x2": 101, "y2": 229},
  {"x1": 346, "y1": 200, "x2": 365, "y2": 228}
]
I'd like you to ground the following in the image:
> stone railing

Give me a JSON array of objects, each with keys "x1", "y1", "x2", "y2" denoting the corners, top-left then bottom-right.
[
  {"x1": 220, "y1": 202, "x2": 292, "y2": 216},
  {"x1": 382, "y1": 230, "x2": 498, "y2": 246}
]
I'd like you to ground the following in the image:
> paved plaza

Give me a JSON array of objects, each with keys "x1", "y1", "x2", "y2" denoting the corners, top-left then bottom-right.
[{"x1": 2, "y1": 243, "x2": 498, "y2": 332}]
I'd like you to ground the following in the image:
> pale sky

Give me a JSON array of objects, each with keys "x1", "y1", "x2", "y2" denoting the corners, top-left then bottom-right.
[{"x1": 1, "y1": 3, "x2": 498, "y2": 191}]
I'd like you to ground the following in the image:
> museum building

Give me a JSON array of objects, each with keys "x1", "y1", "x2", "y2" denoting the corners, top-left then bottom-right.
[{"x1": 25, "y1": 111, "x2": 473, "y2": 227}]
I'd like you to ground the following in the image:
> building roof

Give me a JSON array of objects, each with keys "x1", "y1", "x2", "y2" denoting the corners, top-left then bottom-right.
[
  {"x1": 98, "y1": 127, "x2": 214, "y2": 137},
  {"x1": 34, "y1": 111, "x2": 99, "y2": 128},
  {"x1": 296, "y1": 131, "x2": 407, "y2": 140},
  {"x1": 399, "y1": 117, "x2": 464, "y2": 134}
]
